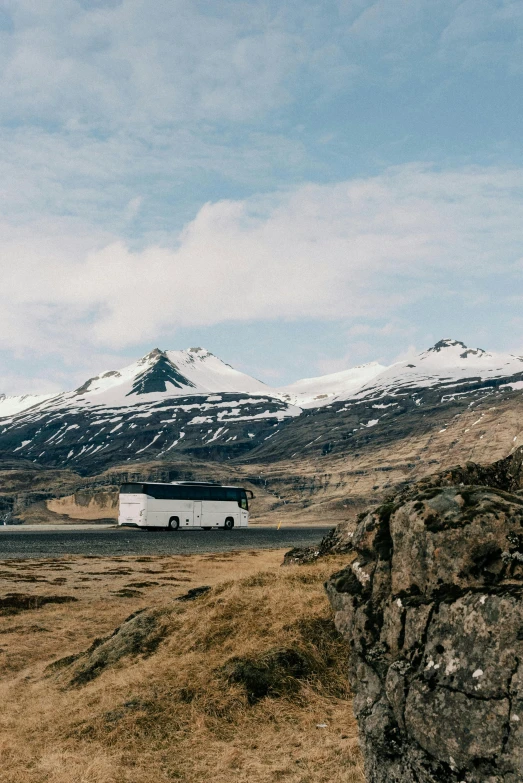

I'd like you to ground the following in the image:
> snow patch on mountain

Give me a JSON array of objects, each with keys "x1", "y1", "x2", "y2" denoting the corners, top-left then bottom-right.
[
  {"x1": 278, "y1": 362, "x2": 386, "y2": 408},
  {"x1": 0, "y1": 393, "x2": 57, "y2": 418},
  {"x1": 3, "y1": 340, "x2": 522, "y2": 422},
  {"x1": 164, "y1": 348, "x2": 271, "y2": 395},
  {"x1": 2, "y1": 339, "x2": 523, "y2": 473}
]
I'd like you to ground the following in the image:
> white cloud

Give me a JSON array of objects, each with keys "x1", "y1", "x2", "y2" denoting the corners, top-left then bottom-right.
[
  {"x1": 0, "y1": 0, "x2": 304, "y2": 128},
  {"x1": 1, "y1": 0, "x2": 518, "y2": 140},
  {"x1": 0, "y1": 0, "x2": 519, "y2": 245},
  {"x1": 0, "y1": 373, "x2": 63, "y2": 396},
  {"x1": 124, "y1": 196, "x2": 143, "y2": 224},
  {"x1": 345, "y1": 0, "x2": 523, "y2": 74},
  {"x1": 0, "y1": 1, "x2": 520, "y2": 392},
  {"x1": 0, "y1": 124, "x2": 308, "y2": 238},
  {"x1": 0, "y1": 164, "x2": 522, "y2": 360}
]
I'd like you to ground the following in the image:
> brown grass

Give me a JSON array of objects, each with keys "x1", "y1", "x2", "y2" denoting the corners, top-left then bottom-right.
[{"x1": 0, "y1": 550, "x2": 363, "y2": 783}]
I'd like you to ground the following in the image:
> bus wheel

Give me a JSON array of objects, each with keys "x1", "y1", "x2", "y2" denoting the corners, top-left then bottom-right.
[
  {"x1": 224, "y1": 517, "x2": 234, "y2": 530},
  {"x1": 168, "y1": 517, "x2": 180, "y2": 531}
]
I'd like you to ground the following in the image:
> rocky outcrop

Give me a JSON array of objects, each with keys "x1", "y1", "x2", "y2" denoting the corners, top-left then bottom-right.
[
  {"x1": 46, "y1": 489, "x2": 118, "y2": 520},
  {"x1": 400, "y1": 445, "x2": 523, "y2": 497},
  {"x1": 318, "y1": 445, "x2": 523, "y2": 556},
  {"x1": 48, "y1": 608, "x2": 168, "y2": 686},
  {"x1": 283, "y1": 525, "x2": 354, "y2": 565},
  {"x1": 326, "y1": 479, "x2": 523, "y2": 782}
]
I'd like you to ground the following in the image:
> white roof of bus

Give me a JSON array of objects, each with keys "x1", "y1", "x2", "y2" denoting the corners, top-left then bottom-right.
[{"x1": 122, "y1": 481, "x2": 242, "y2": 488}]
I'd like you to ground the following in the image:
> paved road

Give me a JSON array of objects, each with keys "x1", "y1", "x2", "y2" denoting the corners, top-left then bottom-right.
[{"x1": 0, "y1": 526, "x2": 329, "y2": 559}]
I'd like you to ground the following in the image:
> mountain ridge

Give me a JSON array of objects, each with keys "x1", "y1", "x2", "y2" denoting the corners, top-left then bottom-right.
[
  {"x1": 0, "y1": 338, "x2": 522, "y2": 474},
  {"x1": 3, "y1": 338, "x2": 523, "y2": 416}
]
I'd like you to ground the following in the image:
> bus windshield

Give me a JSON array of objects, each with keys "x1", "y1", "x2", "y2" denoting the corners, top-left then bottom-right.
[{"x1": 120, "y1": 483, "x2": 145, "y2": 493}]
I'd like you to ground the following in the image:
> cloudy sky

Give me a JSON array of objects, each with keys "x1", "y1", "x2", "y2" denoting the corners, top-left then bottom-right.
[{"x1": 1, "y1": 0, "x2": 522, "y2": 392}]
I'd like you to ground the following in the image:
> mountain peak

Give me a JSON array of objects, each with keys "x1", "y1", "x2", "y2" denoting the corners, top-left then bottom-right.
[
  {"x1": 186, "y1": 347, "x2": 214, "y2": 360},
  {"x1": 65, "y1": 346, "x2": 273, "y2": 405},
  {"x1": 138, "y1": 347, "x2": 166, "y2": 364},
  {"x1": 278, "y1": 360, "x2": 387, "y2": 407},
  {"x1": 425, "y1": 339, "x2": 487, "y2": 360},
  {"x1": 429, "y1": 338, "x2": 468, "y2": 352},
  {"x1": 128, "y1": 353, "x2": 194, "y2": 396}
]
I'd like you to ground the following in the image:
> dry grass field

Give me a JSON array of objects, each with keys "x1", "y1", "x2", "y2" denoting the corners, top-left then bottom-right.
[{"x1": 0, "y1": 549, "x2": 364, "y2": 783}]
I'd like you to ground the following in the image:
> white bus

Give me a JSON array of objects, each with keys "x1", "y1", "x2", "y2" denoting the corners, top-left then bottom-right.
[{"x1": 118, "y1": 481, "x2": 253, "y2": 531}]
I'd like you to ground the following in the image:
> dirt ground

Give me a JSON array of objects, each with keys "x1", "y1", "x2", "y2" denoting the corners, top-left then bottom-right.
[{"x1": 0, "y1": 548, "x2": 364, "y2": 783}]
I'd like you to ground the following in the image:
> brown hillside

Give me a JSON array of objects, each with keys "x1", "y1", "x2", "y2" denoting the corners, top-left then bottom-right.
[{"x1": 2, "y1": 389, "x2": 523, "y2": 526}]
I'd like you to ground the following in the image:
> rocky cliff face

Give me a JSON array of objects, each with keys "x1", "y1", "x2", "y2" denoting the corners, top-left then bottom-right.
[{"x1": 326, "y1": 449, "x2": 523, "y2": 782}]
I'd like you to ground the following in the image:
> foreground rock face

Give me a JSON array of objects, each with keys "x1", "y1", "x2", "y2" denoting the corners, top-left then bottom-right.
[{"x1": 326, "y1": 481, "x2": 523, "y2": 782}]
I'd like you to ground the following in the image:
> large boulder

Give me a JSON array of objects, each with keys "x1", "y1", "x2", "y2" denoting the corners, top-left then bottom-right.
[{"x1": 326, "y1": 482, "x2": 523, "y2": 782}]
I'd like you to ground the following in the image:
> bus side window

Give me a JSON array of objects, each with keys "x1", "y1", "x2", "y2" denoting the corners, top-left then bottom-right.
[
  {"x1": 240, "y1": 492, "x2": 248, "y2": 510},
  {"x1": 192, "y1": 486, "x2": 211, "y2": 500}
]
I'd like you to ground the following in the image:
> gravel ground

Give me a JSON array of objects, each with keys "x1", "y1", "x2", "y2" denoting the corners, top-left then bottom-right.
[{"x1": 0, "y1": 526, "x2": 328, "y2": 559}]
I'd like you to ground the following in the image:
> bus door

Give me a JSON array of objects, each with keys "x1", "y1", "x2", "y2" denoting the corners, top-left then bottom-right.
[
  {"x1": 193, "y1": 500, "x2": 202, "y2": 527},
  {"x1": 196, "y1": 488, "x2": 213, "y2": 527}
]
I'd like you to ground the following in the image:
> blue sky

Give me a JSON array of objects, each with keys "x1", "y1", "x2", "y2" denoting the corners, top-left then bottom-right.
[{"x1": 0, "y1": 0, "x2": 522, "y2": 392}]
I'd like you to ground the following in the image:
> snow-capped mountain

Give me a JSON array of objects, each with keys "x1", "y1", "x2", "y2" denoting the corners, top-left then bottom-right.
[
  {"x1": 278, "y1": 362, "x2": 386, "y2": 408},
  {"x1": 69, "y1": 347, "x2": 273, "y2": 406},
  {"x1": 271, "y1": 338, "x2": 523, "y2": 410},
  {"x1": 0, "y1": 348, "x2": 300, "y2": 470},
  {"x1": 351, "y1": 339, "x2": 523, "y2": 401},
  {"x1": 1, "y1": 339, "x2": 523, "y2": 471},
  {"x1": 251, "y1": 338, "x2": 523, "y2": 464}
]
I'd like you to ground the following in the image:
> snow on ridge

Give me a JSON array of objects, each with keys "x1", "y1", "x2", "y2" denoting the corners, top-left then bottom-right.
[
  {"x1": 351, "y1": 339, "x2": 523, "y2": 401},
  {"x1": 68, "y1": 347, "x2": 272, "y2": 406},
  {"x1": 3, "y1": 339, "x2": 523, "y2": 422},
  {"x1": 7, "y1": 348, "x2": 275, "y2": 415},
  {"x1": 0, "y1": 392, "x2": 58, "y2": 418},
  {"x1": 164, "y1": 348, "x2": 271, "y2": 395},
  {"x1": 277, "y1": 362, "x2": 386, "y2": 408}
]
